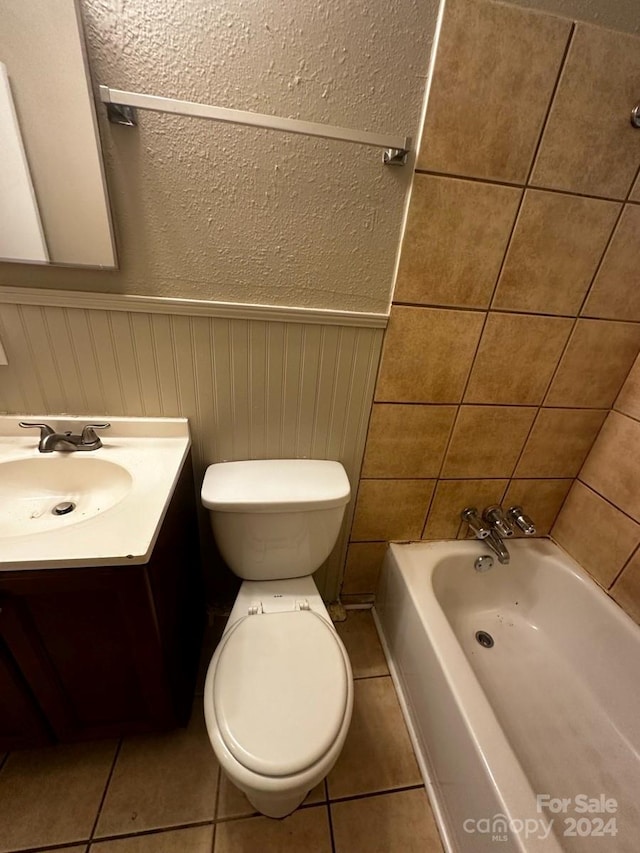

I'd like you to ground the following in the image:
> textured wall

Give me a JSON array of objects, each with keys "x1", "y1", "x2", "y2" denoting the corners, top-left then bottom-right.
[
  {"x1": 343, "y1": 0, "x2": 640, "y2": 601},
  {"x1": 0, "y1": 0, "x2": 438, "y2": 313}
]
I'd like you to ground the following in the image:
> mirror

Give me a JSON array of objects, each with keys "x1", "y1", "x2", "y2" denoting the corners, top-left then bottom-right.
[{"x1": 0, "y1": 0, "x2": 116, "y2": 268}]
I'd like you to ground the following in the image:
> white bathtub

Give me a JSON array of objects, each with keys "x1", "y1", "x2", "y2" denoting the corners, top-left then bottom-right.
[{"x1": 374, "y1": 538, "x2": 640, "y2": 853}]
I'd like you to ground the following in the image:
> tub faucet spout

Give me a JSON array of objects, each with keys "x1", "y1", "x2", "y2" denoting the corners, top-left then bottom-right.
[{"x1": 485, "y1": 530, "x2": 510, "y2": 565}]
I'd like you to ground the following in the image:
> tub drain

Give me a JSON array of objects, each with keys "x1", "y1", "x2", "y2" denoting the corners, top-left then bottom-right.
[
  {"x1": 475, "y1": 630, "x2": 494, "y2": 648},
  {"x1": 52, "y1": 501, "x2": 76, "y2": 516}
]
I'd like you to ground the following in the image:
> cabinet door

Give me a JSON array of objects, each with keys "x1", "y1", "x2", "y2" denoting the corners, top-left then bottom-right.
[
  {"x1": 0, "y1": 628, "x2": 51, "y2": 750},
  {"x1": 0, "y1": 566, "x2": 175, "y2": 742}
]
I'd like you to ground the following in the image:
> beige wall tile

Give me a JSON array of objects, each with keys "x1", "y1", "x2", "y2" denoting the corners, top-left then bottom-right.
[
  {"x1": 362, "y1": 404, "x2": 456, "y2": 478},
  {"x1": 580, "y1": 411, "x2": 640, "y2": 522},
  {"x1": 610, "y1": 549, "x2": 640, "y2": 625},
  {"x1": 515, "y1": 408, "x2": 608, "y2": 478},
  {"x1": 418, "y1": 0, "x2": 570, "y2": 182},
  {"x1": 464, "y1": 313, "x2": 572, "y2": 405},
  {"x1": 503, "y1": 478, "x2": 573, "y2": 536},
  {"x1": 342, "y1": 542, "x2": 388, "y2": 595},
  {"x1": 328, "y1": 677, "x2": 422, "y2": 798},
  {"x1": 351, "y1": 479, "x2": 435, "y2": 541},
  {"x1": 91, "y1": 827, "x2": 214, "y2": 853},
  {"x1": 531, "y1": 24, "x2": 640, "y2": 198},
  {"x1": 331, "y1": 789, "x2": 443, "y2": 853},
  {"x1": 95, "y1": 711, "x2": 218, "y2": 837},
  {"x1": 0, "y1": 740, "x2": 116, "y2": 853},
  {"x1": 442, "y1": 406, "x2": 536, "y2": 478},
  {"x1": 215, "y1": 806, "x2": 332, "y2": 853},
  {"x1": 423, "y1": 478, "x2": 508, "y2": 540},
  {"x1": 545, "y1": 319, "x2": 640, "y2": 408},
  {"x1": 394, "y1": 175, "x2": 520, "y2": 308},
  {"x1": 335, "y1": 611, "x2": 389, "y2": 679},
  {"x1": 582, "y1": 205, "x2": 640, "y2": 320},
  {"x1": 492, "y1": 190, "x2": 620, "y2": 315},
  {"x1": 615, "y1": 354, "x2": 640, "y2": 420},
  {"x1": 375, "y1": 307, "x2": 484, "y2": 403},
  {"x1": 552, "y1": 481, "x2": 640, "y2": 587}
]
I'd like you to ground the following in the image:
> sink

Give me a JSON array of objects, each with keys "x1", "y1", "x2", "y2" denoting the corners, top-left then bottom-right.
[
  {"x1": 0, "y1": 457, "x2": 133, "y2": 537},
  {"x1": 0, "y1": 416, "x2": 190, "y2": 569}
]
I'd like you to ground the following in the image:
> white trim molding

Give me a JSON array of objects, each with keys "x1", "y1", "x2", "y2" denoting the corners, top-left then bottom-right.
[{"x1": 0, "y1": 285, "x2": 389, "y2": 329}]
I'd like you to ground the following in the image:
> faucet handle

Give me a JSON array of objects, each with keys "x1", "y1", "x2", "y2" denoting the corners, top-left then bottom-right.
[
  {"x1": 80, "y1": 422, "x2": 111, "y2": 445},
  {"x1": 483, "y1": 505, "x2": 514, "y2": 537},
  {"x1": 506, "y1": 506, "x2": 536, "y2": 536},
  {"x1": 461, "y1": 507, "x2": 491, "y2": 540},
  {"x1": 19, "y1": 421, "x2": 55, "y2": 441}
]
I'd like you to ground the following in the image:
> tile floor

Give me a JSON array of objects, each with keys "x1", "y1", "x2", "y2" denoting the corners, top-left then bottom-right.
[{"x1": 0, "y1": 611, "x2": 444, "y2": 853}]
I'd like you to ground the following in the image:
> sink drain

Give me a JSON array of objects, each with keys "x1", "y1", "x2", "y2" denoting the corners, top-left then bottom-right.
[
  {"x1": 475, "y1": 630, "x2": 494, "y2": 648},
  {"x1": 52, "y1": 501, "x2": 76, "y2": 516}
]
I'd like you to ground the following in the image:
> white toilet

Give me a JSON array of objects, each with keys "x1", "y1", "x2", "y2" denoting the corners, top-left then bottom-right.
[{"x1": 200, "y1": 459, "x2": 354, "y2": 818}]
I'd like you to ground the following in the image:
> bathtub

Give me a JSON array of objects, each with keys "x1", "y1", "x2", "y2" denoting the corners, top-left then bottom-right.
[{"x1": 374, "y1": 538, "x2": 640, "y2": 853}]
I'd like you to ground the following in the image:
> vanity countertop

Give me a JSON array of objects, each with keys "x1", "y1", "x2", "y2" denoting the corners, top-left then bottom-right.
[{"x1": 0, "y1": 415, "x2": 190, "y2": 570}]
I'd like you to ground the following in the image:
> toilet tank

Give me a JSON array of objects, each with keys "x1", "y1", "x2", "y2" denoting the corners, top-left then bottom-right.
[{"x1": 201, "y1": 459, "x2": 351, "y2": 581}]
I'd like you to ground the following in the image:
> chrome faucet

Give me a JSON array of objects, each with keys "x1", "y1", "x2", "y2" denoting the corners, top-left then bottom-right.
[
  {"x1": 481, "y1": 506, "x2": 513, "y2": 564},
  {"x1": 460, "y1": 508, "x2": 491, "y2": 540},
  {"x1": 460, "y1": 504, "x2": 536, "y2": 566},
  {"x1": 19, "y1": 421, "x2": 110, "y2": 452},
  {"x1": 461, "y1": 504, "x2": 537, "y2": 566},
  {"x1": 484, "y1": 530, "x2": 511, "y2": 564},
  {"x1": 482, "y1": 505, "x2": 514, "y2": 539},
  {"x1": 462, "y1": 507, "x2": 511, "y2": 564},
  {"x1": 506, "y1": 505, "x2": 536, "y2": 536}
]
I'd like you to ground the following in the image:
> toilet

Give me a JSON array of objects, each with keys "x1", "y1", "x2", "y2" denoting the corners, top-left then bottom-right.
[{"x1": 200, "y1": 458, "x2": 354, "y2": 818}]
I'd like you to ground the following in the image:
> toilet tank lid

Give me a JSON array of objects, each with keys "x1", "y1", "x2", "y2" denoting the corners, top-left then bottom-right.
[{"x1": 201, "y1": 459, "x2": 351, "y2": 512}]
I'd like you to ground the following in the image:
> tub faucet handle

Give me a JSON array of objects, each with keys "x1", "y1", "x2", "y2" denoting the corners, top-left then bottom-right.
[
  {"x1": 483, "y1": 505, "x2": 514, "y2": 537},
  {"x1": 461, "y1": 507, "x2": 491, "y2": 540},
  {"x1": 506, "y1": 506, "x2": 536, "y2": 536}
]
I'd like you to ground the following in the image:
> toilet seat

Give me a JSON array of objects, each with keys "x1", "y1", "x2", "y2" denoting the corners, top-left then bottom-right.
[{"x1": 211, "y1": 609, "x2": 349, "y2": 778}]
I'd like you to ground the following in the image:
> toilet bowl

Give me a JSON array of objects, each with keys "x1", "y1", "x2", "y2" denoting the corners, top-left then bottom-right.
[{"x1": 201, "y1": 459, "x2": 353, "y2": 818}]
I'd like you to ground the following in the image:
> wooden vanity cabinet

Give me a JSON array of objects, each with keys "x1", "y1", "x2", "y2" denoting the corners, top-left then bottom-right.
[{"x1": 0, "y1": 455, "x2": 204, "y2": 750}]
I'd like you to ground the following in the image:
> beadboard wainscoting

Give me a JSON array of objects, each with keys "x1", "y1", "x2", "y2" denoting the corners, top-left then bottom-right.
[{"x1": 0, "y1": 287, "x2": 386, "y2": 600}]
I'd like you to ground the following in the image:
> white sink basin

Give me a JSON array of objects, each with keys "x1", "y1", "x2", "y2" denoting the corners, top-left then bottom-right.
[
  {"x1": 0, "y1": 416, "x2": 190, "y2": 569},
  {"x1": 0, "y1": 457, "x2": 133, "y2": 537}
]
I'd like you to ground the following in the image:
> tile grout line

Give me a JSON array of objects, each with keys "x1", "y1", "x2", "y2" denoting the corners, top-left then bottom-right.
[
  {"x1": 390, "y1": 301, "x2": 640, "y2": 324},
  {"x1": 352, "y1": 672, "x2": 392, "y2": 681},
  {"x1": 608, "y1": 540, "x2": 640, "y2": 590},
  {"x1": 419, "y1": 403, "x2": 458, "y2": 539},
  {"x1": 612, "y1": 405, "x2": 640, "y2": 426},
  {"x1": 422, "y1": 35, "x2": 577, "y2": 538},
  {"x1": 325, "y1": 780, "x2": 337, "y2": 853},
  {"x1": 7, "y1": 843, "x2": 94, "y2": 853},
  {"x1": 87, "y1": 738, "x2": 122, "y2": 846},
  {"x1": 413, "y1": 167, "x2": 637, "y2": 207},
  {"x1": 327, "y1": 782, "x2": 425, "y2": 806},
  {"x1": 571, "y1": 84, "x2": 640, "y2": 324},
  {"x1": 81, "y1": 820, "x2": 216, "y2": 848},
  {"x1": 366, "y1": 400, "x2": 611, "y2": 412},
  {"x1": 211, "y1": 765, "x2": 222, "y2": 852},
  {"x1": 414, "y1": 15, "x2": 565, "y2": 538},
  {"x1": 495, "y1": 23, "x2": 577, "y2": 517},
  {"x1": 574, "y1": 478, "x2": 640, "y2": 528}
]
